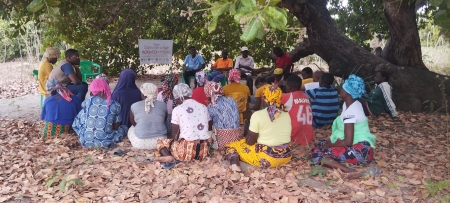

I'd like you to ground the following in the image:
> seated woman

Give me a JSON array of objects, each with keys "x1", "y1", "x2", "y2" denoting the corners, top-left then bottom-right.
[
  {"x1": 111, "y1": 69, "x2": 142, "y2": 128},
  {"x1": 223, "y1": 69, "x2": 251, "y2": 124},
  {"x1": 225, "y1": 85, "x2": 292, "y2": 169},
  {"x1": 157, "y1": 74, "x2": 178, "y2": 136},
  {"x1": 191, "y1": 71, "x2": 208, "y2": 106},
  {"x1": 41, "y1": 78, "x2": 81, "y2": 138},
  {"x1": 128, "y1": 83, "x2": 168, "y2": 149},
  {"x1": 72, "y1": 78, "x2": 128, "y2": 148},
  {"x1": 154, "y1": 83, "x2": 211, "y2": 167},
  {"x1": 204, "y1": 81, "x2": 241, "y2": 150},
  {"x1": 311, "y1": 74, "x2": 376, "y2": 178}
]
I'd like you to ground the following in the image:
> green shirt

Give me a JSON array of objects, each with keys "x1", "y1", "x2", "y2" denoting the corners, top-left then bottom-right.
[{"x1": 330, "y1": 116, "x2": 376, "y2": 149}]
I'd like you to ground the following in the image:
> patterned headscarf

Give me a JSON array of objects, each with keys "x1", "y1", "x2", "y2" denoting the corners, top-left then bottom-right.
[
  {"x1": 95, "y1": 73, "x2": 109, "y2": 84},
  {"x1": 195, "y1": 71, "x2": 207, "y2": 87},
  {"x1": 161, "y1": 74, "x2": 179, "y2": 108},
  {"x1": 46, "y1": 78, "x2": 73, "y2": 102},
  {"x1": 263, "y1": 85, "x2": 285, "y2": 122},
  {"x1": 342, "y1": 74, "x2": 366, "y2": 99},
  {"x1": 90, "y1": 78, "x2": 112, "y2": 106},
  {"x1": 140, "y1": 83, "x2": 158, "y2": 114},
  {"x1": 173, "y1": 83, "x2": 192, "y2": 100},
  {"x1": 228, "y1": 69, "x2": 241, "y2": 83},
  {"x1": 204, "y1": 81, "x2": 224, "y2": 107}
]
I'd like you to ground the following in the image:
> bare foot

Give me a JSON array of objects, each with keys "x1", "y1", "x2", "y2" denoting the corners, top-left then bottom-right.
[
  {"x1": 153, "y1": 156, "x2": 174, "y2": 163},
  {"x1": 343, "y1": 171, "x2": 363, "y2": 180}
]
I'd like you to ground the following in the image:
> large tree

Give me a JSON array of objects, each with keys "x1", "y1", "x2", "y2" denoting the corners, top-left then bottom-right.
[{"x1": 201, "y1": 0, "x2": 450, "y2": 112}]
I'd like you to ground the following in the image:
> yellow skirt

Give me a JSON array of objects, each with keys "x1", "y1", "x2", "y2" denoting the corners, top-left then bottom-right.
[{"x1": 225, "y1": 138, "x2": 292, "y2": 168}]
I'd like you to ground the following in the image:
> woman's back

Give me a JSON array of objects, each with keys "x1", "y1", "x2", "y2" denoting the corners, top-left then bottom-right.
[
  {"x1": 249, "y1": 109, "x2": 291, "y2": 146},
  {"x1": 131, "y1": 100, "x2": 167, "y2": 139},
  {"x1": 80, "y1": 96, "x2": 121, "y2": 132},
  {"x1": 41, "y1": 94, "x2": 81, "y2": 124}
]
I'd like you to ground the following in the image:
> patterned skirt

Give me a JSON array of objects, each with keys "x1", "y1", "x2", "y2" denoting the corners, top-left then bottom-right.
[
  {"x1": 41, "y1": 122, "x2": 72, "y2": 138},
  {"x1": 128, "y1": 126, "x2": 166, "y2": 150},
  {"x1": 214, "y1": 128, "x2": 242, "y2": 150},
  {"x1": 156, "y1": 138, "x2": 209, "y2": 162},
  {"x1": 310, "y1": 140, "x2": 374, "y2": 166},
  {"x1": 225, "y1": 139, "x2": 292, "y2": 168}
]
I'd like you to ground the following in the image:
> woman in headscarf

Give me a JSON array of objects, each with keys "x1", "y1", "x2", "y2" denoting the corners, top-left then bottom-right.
[
  {"x1": 191, "y1": 71, "x2": 208, "y2": 106},
  {"x1": 204, "y1": 81, "x2": 241, "y2": 150},
  {"x1": 153, "y1": 83, "x2": 211, "y2": 168},
  {"x1": 156, "y1": 74, "x2": 178, "y2": 136},
  {"x1": 38, "y1": 48, "x2": 60, "y2": 96},
  {"x1": 95, "y1": 73, "x2": 109, "y2": 84},
  {"x1": 73, "y1": 78, "x2": 128, "y2": 148},
  {"x1": 223, "y1": 69, "x2": 251, "y2": 124},
  {"x1": 41, "y1": 78, "x2": 81, "y2": 138},
  {"x1": 111, "y1": 69, "x2": 141, "y2": 128},
  {"x1": 311, "y1": 74, "x2": 376, "y2": 178},
  {"x1": 128, "y1": 83, "x2": 168, "y2": 149},
  {"x1": 225, "y1": 85, "x2": 292, "y2": 170}
]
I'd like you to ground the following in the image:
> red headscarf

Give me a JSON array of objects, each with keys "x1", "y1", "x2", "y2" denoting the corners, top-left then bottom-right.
[{"x1": 228, "y1": 69, "x2": 241, "y2": 83}]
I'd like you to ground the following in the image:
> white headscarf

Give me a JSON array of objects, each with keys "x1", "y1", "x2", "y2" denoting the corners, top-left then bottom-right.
[
  {"x1": 140, "y1": 83, "x2": 158, "y2": 113},
  {"x1": 43, "y1": 47, "x2": 60, "y2": 59},
  {"x1": 173, "y1": 83, "x2": 192, "y2": 100}
]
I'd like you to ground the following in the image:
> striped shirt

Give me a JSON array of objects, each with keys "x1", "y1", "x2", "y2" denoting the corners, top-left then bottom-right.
[{"x1": 305, "y1": 86, "x2": 340, "y2": 128}]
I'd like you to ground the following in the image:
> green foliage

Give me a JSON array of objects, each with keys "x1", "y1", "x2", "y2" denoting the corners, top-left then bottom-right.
[
  {"x1": 201, "y1": 0, "x2": 290, "y2": 42},
  {"x1": 424, "y1": 179, "x2": 450, "y2": 197},
  {"x1": 308, "y1": 161, "x2": 328, "y2": 178},
  {"x1": 429, "y1": 0, "x2": 450, "y2": 34},
  {"x1": 423, "y1": 100, "x2": 437, "y2": 113},
  {"x1": 83, "y1": 156, "x2": 94, "y2": 164}
]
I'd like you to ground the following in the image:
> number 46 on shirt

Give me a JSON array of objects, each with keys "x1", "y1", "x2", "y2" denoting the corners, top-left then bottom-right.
[{"x1": 296, "y1": 105, "x2": 313, "y2": 125}]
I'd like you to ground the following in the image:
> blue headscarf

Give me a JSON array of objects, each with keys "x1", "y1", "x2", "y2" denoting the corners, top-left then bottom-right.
[
  {"x1": 342, "y1": 74, "x2": 366, "y2": 99},
  {"x1": 111, "y1": 69, "x2": 142, "y2": 128}
]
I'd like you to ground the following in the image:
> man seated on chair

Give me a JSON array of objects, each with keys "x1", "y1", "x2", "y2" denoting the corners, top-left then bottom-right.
[
  {"x1": 362, "y1": 71, "x2": 398, "y2": 119},
  {"x1": 272, "y1": 47, "x2": 293, "y2": 82},
  {"x1": 183, "y1": 46, "x2": 206, "y2": 88},
  {"x1": 208, "y1": 50, "x2": 233, "y2": 83},
  {"x1": 301, "y1": 67, "x2": 314, "y2": 86},
  {"x1": 234, "y1": 46, "x2": 255, "y2": 95},
  {"x1": 301, "y1": 70, "x2": 324, "y2": 91},
  {"x1": 38, "y1": 47, "x2": 60, "y2": 97},
  {"x1": 49, "y1": 49, "x2": 88, "y2": 102}
]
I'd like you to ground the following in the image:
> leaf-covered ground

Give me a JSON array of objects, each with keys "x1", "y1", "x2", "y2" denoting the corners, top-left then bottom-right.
[{"x1": 0, "y1": 112, "x2": 449, "y2": 202}]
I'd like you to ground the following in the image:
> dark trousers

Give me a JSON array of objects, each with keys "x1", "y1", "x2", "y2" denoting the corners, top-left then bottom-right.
[
  {"x1": 237, "y1": 68, "x2": 254, "y2": 95},
  {"x1": 183, "y1": 69, "x2": 200, "y2": 88},
  {"x1": 67, "y1": 82, "x2": 88, "y2": 102}
]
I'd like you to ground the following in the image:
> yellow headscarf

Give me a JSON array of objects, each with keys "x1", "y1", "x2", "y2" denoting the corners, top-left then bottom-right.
[{"x1": 263, "y1": 85, "x2": 284, "y2": 121}]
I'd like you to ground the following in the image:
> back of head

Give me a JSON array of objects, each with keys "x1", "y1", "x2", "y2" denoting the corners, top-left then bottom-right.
[
  {"x1": 65, "y1": 49, "x2": 78, "y2": 59},
  {"x1": 378, "y1": 71, "x2": 390, "y2": 82},
  {"x1": 286, "y1": 74, "x2": 302, "y2": 91},
  {"x1": 302, "y1": 67, "x2": 313, "y2": 75},
  {"x1": 320, "y1": 73, "x2": 334, "y2": 87},
  {"x1": 90, "y1": 78, "x2": 112, "y2": 105},
  {"x1": 265, "y1": 76, "x2": 276, "y2": 84},
  {"x1": 272, "y1": 47, "x2": 283, "y2": 56},
  {"x1": 255, "y1": 76, "x2": 266, "y2": 87},
  {"x1": 313, "y1": 71, "x2": 324, "y2": 82}
]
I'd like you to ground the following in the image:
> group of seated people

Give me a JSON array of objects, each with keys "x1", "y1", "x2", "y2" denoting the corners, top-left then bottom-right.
[{"x1": 39, "y1": 46, "x2": 398, "y2": 175}]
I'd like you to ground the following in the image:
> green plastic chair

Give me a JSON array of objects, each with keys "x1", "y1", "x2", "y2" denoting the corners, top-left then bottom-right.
[
  {"x1": 32, "y1": 70, "x2": 44, "y2": 108},
  {"x1": 79, "y1": 60, "x2": 102, "y2": 82}
]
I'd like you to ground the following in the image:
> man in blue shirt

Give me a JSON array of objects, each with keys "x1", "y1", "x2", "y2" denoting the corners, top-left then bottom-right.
[
  {"x1": 49, "y1": 49, "x2": 88, "y2": 102},
  {"x1": 305, "y1": 73, "x2": 339, "y2": 128},
  {"x1": 183, "y1": 46, "x2": 205, "y2": 87}
]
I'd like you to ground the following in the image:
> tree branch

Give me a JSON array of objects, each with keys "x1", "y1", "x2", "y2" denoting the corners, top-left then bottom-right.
[{"x1": 86, "y1": 0, "x2": 132, "y2": 30}]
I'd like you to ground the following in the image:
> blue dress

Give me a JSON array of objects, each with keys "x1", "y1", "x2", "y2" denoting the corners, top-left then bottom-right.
[{"x1": 72, "y1": 96, "x2": 128, "y2": 148}]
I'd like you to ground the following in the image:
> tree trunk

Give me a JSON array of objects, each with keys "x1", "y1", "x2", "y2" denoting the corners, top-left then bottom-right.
[
  {"x1": 382, "y1": 0, "x2": 427, "y2": 69},
  {"x1": 279, "y1": 0, "x2": 450, "y2": 112}
]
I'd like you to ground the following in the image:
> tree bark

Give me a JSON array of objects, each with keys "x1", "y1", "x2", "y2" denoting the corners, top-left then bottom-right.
[
  {"x1": 279, "y1": 0, "x2": 450, "y2": 112},
  {"x1": 382, "y1": 0, "x2": 427, "y2": 69}
]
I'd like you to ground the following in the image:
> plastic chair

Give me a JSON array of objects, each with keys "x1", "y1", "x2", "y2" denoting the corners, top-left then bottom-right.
[
  {"x1": 181, "y1": 68, "x2": 196, "y2": 86},
  {"x1": 32, "y1": 70, "x2": 44, "y2": 108},
  {"x1": 79, "y1": 60, "x2": 102, "y2": 82}
]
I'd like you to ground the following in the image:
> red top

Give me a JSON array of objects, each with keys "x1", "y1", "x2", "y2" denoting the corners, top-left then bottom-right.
[
  {"x1": 191, "y1": 87, "x2": 208, "y2": 106},
  {"x1": 281, "y1": 91, "x2": 314, "y2": 146},
  {"x1": 275, "y1": 53, "x2": 293, "y2": 74}
]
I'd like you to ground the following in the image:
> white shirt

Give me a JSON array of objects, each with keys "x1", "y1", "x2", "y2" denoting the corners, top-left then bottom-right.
[
  {"x1": 234, "y1": 55, "x2": 255, "y2": 69},
  {"x1": 171, "y1": 99, "x2": 211, "y2": 141},
  {"x1": 304, "y1": 82, "x2": 319, "y2": 90},
  {"x1": 341, "y1": 100, "x2": 366, "y2": 123}
]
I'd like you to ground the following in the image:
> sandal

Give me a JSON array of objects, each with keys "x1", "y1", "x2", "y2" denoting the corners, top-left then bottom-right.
[
  {"x1": 113, "y1": 148, "x2": 130, "y2": 156},
  {"x1": 162, "y1": 160, "x2": 182, "y2": 169}
]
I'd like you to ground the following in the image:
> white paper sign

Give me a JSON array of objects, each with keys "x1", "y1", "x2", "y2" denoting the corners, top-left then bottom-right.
[{"x1": 138, "y1": 39, "x2": 173, "y2": 65}]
